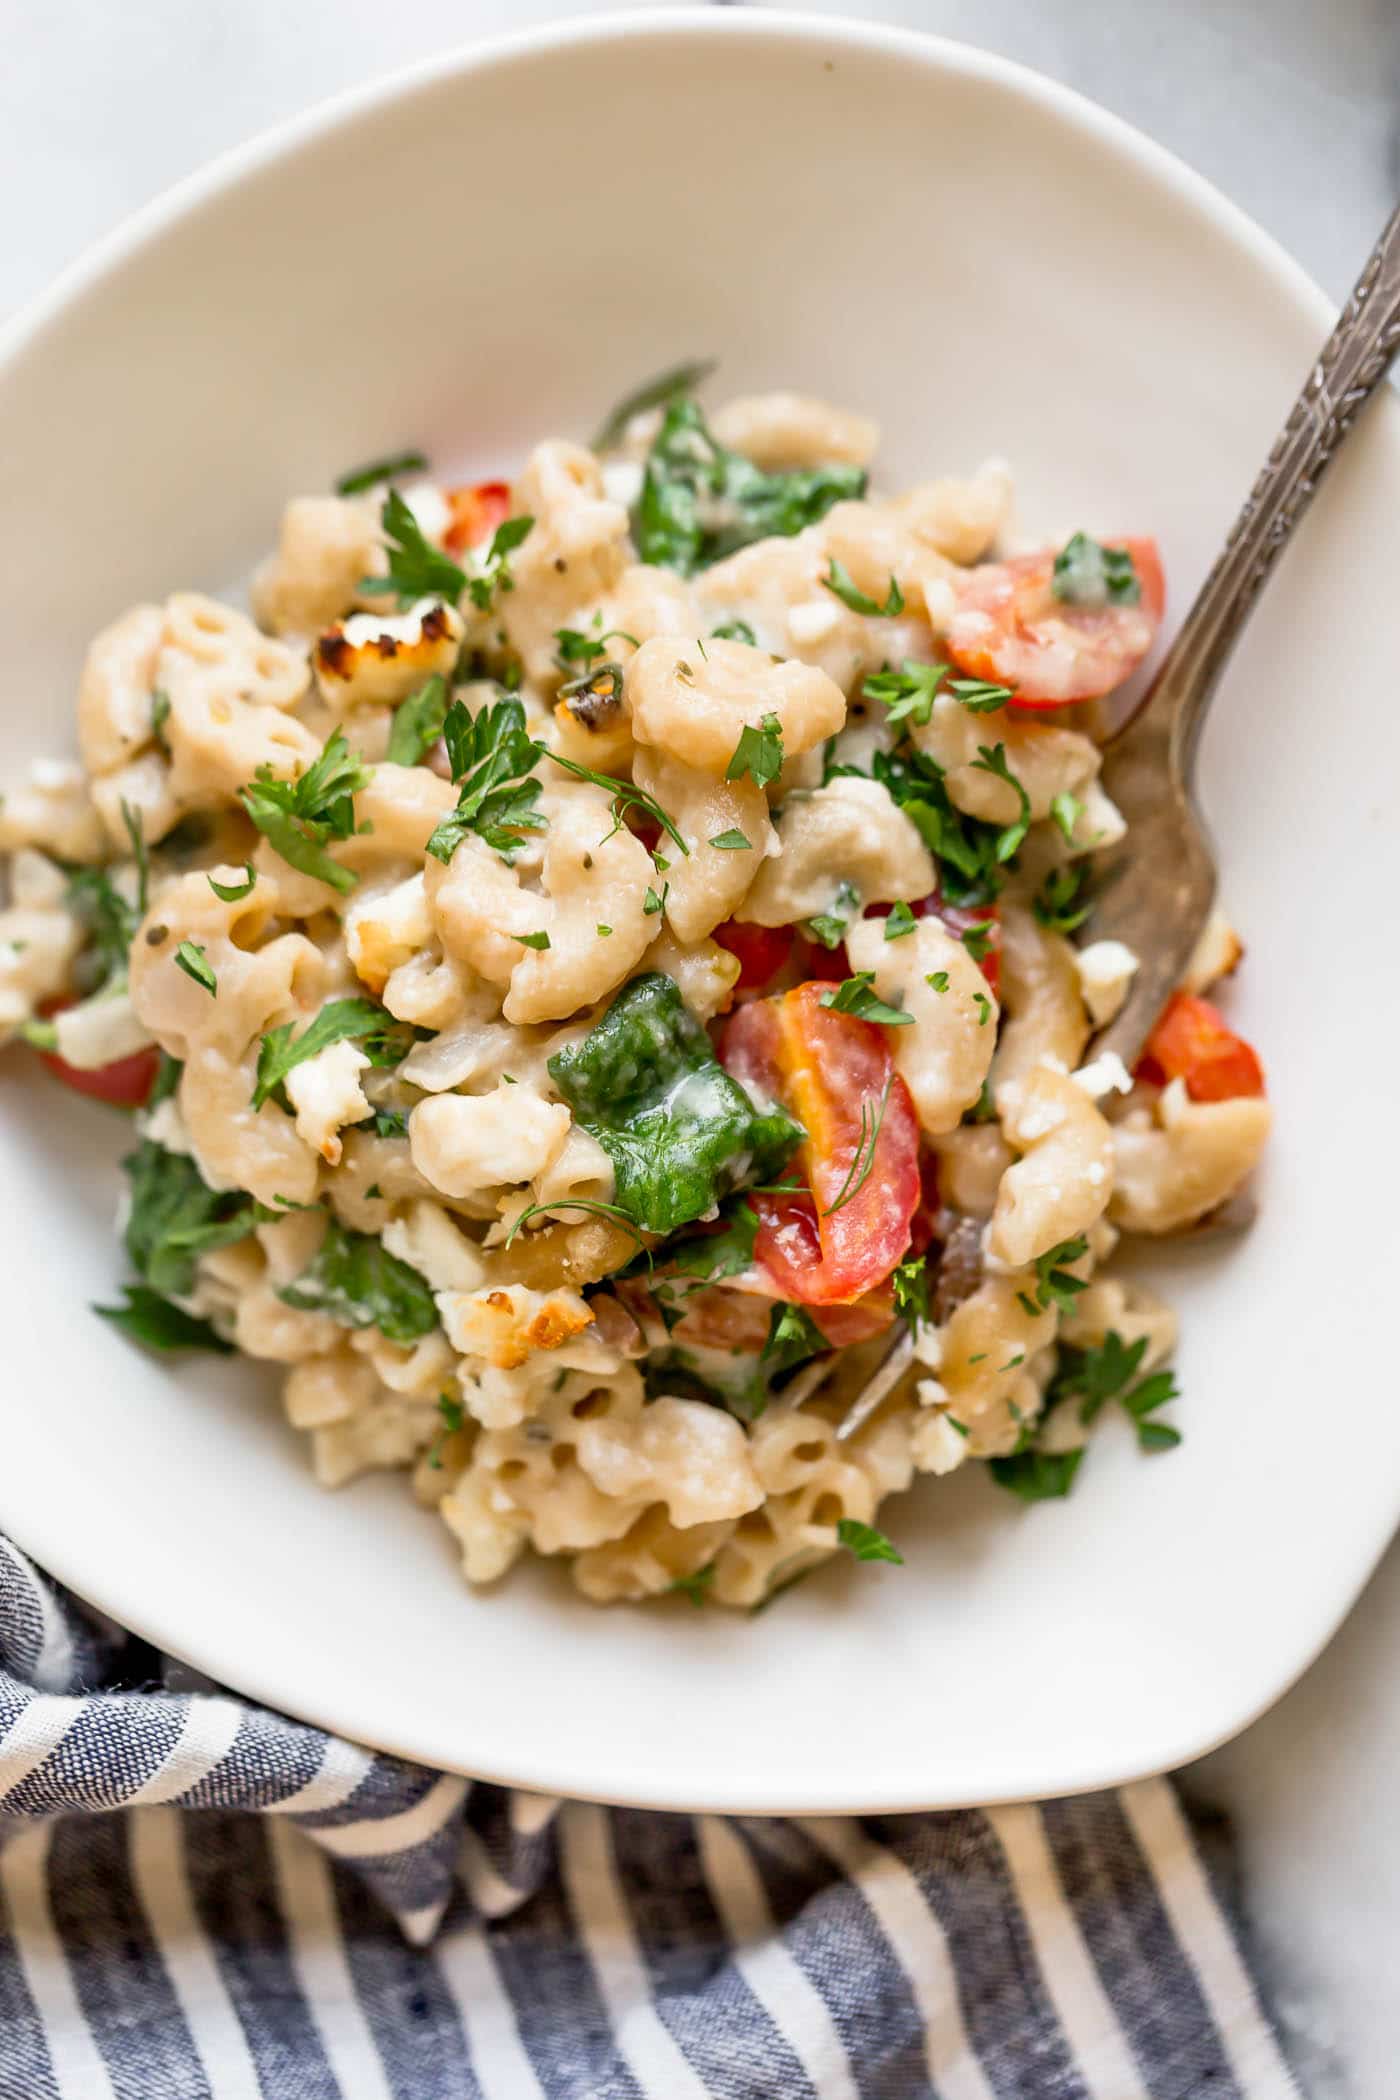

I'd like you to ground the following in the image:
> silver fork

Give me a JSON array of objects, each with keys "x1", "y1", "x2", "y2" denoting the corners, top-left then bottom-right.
[{"x1": 825, "y1": 206, "x2": 1400, "y2": 1445}]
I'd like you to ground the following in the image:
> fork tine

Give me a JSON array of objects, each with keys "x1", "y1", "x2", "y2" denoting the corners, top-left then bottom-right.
[{"x1": 834, "y1": 1328, "x2": 916, "y2": 1442}]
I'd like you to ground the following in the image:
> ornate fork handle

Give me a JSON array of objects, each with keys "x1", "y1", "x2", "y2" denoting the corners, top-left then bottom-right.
[{"x1": 1151, "y1": 204, "x2": 1400, "y2": 776}]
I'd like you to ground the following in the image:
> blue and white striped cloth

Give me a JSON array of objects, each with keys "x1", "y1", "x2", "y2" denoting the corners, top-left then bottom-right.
[{"x1": 0, "y1": 1534, "x2": 1301, "y2": 2100}]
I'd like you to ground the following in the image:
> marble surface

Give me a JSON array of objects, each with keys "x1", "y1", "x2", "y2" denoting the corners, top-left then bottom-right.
[{"x1": 2, "y1": 3, "x2": 1396, "y2": 2093}]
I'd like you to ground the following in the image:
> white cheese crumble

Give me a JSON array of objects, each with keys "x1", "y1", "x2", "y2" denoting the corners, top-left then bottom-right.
[
  {"x1": 1074, "y1": 939, "x2": 1139, "y2": 1027},
  {"x1": 1069, "y1": 1050, "x2": 1134, "y2": 1101}
]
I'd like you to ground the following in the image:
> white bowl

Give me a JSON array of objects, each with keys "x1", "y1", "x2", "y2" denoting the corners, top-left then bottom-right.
[{"x1": 2, "y1": 9, "x2": 1397, "y2": 1813}]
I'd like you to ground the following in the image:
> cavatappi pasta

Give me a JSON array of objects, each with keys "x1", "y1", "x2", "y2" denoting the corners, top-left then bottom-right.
[{"x1": 0, "y1": 377, "x2": 1271, "y2": 1607}]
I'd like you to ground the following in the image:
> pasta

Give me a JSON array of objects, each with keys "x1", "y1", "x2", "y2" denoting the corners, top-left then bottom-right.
[{"x1": 0, "y1": 371, "x2": 1270, "y2": 1607}]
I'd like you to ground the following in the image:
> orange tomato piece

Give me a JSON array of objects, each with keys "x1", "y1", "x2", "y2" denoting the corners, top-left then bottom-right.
[
  {"x1": 945, "y1": 536, "x2": 1165, "y2": 707},
  {"x1": 721, "y1": 982, "x2": 920, "y2": 1305}
]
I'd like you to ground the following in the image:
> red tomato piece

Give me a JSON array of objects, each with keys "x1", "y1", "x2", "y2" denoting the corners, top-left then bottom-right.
[
  {"x1": 712, "y1": 920, "x2": 794, "y2": 992},
  {"x1": 1136, "y1": 992, "x2": 1265, "y2": 1103},
  {"x1": 722, "y1": 982, "x2": 920, "y2": 1305},
  {"x1": 443, "y1": 480, "x2": 511, "y2": 555},
  {"x1": 38, "y1": 1039, "x2": 160, "y2": 1107},
  {"x1": 945, "y1": 537, "x2": 1165, "y2": 708}
]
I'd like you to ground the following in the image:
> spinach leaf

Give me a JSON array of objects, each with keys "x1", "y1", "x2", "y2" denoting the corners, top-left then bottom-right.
[
  {"x1": 988, "y1": 1448, "x2": 1086, "y2": 1501},
  {"x1": 635, "y1": 397, "x2": 866, "y2": 575},
  {"x1": 95, "y1": 1285, "x2": 234, "y2": 1354},
  {"x1": 122, "y1": 1141, "x2": 261, "y2": 1298},
  {"x1": 547, "y1": 972, "x2": 803, "y2": 1235},
  {"x1": 871, "y1": 745, "x2": 1012, "y2": 907},
  {"x1": 278, "y1": 1218, "x2": 438, "y2": 1343}
]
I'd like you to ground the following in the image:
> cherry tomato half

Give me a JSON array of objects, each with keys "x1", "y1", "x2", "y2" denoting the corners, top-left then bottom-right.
[
  {"x1": 945, "y1": 537, "x2": 1165, "y2": 708},
  {"x1": 1136, "y1": 991, "x2": 1265, "y2": 1103},
  {"x1": 36, "y1": 1004, "x2": 160, "y2": 1108},
  {"x1": 722, "y1": 982, "x2": 920, "y2": 1305},
  {"x1": 443, "y1": 480, "x2": 511, "y2": 555}
]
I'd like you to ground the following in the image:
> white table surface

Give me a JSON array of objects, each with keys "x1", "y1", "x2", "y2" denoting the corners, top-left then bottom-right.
[{"x1": 3, "y1": 3, "x2": 1396, "y2": 2092}]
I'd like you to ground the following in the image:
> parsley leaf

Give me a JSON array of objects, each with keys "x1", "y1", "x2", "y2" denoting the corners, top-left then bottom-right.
[
  {"x1": 335, "y1": 449, "x2": 428, "y2": 496},
  {"x1": 891, "y1": 1256, "x2": 930, "y2": 1328},
  {"x1": 1034, "y1": 865, "x2": 1093, "y2": 935},
  {"x1": 425, "y1": 692, "x2": 547, "y2": 865},
  {"x1": 711, "y1": 617, "x2": 758, "y2": 646},
  {"x1": 822, "y1": 560, "x2": 904, "y2": 618},
  {"x1": 762, "y1": 1301, "x2": 827, "y2": 1374},
  {"x1": 926, "y1": 970, "x2": 950, "y2": 994},
  {"x1": 554, "y1": 624, "x2": 637, "y2": 669},
  {"x1": 709, "y1": 828, "x2": 752, "y2": 851},
  {"x1": 836, "y1": 1518, "x2": 904, "y2": 1564},
  {"x1": 969, "y1": 743, "x2": 1031, "y2": 861},
  {"x1": 1033, "y1": 1236, "x2": 1090, "y2": 1314},
  {"x1": 387, "y1": 673, "x2": 451, "y2": 767},
  {"x1": 668, "y1": 1560, "x2": 717, "y2": 1608},
  {"x1": 464, "y1": 513, "x2": 534, "y2": 612},
  {"x1": 883, "y1": 900, "x2": 917, "y2": 940},
  {"x1": 960, "y1": 918, "x2": 997, "y2": 963},
  {"x1": 278, "y1": 1217, "x2": 438, "y2": 1344},
  {"x1": 65, "y1": 865, "x2": 138, "y2": 984},
  {"x1": 1052, "y1": 533, "x2": 1141, "y2": 608},
  {"x1": 360, "y1": 488, "x2": 467, "y2": 605},
  {"x1": 870, "y1": 745, "x2": 1008, "y2": 907},
  {"x1": 819, "y1": 972, "x2": 913, "y2": 1026},
  {"x1": 1049, "y1": 1332, "x2": 1182, "y2": 1453},
  {"x1": 514, "y1": 928, "x2": 551, "y2": 949},
  {"x1": 805, "y1": 878, "x2": 860, "y2": 951},
  {"x1": 863, "y1": 659, "x2": 1014, "y2": 727},
  {"x1": 207, "y1": 866, "x2": 256, "y2": 903},
  {"x1": 989, "y1": 1449, "x2": 1085, "y2": 1501},
  {"x1": 253, "y1": 997, "x2": 409, "y2": 1111},
  {"x1": 240, "y1": 729, "x2": 370, "y2": 894},
  {"x1": 1050, "y1": 791, "x2": 1083, "y2": 845},
  {"x1": 95, "y1": 1285, "x2": 234, "y2": 1354},
  {"x1": 174, "y1": 941, "x2": 216, "y2": 996},
  {"x1": 592, "y1": 358, "x2": 718, "y2": 452},
  {"x1": 548, "y1": 973, "x2": 802, "y2": 1235},
  {"x1": 726, "y1": 713, "x2": 785, "y2": 791},
  {"x1": 636, "y1": 396, "x2": 865, "y2": 574}
]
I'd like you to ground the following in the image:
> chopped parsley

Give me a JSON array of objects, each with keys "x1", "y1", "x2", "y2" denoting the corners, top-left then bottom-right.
[
  {"x1": 989, "y1": 1449, "x2": 1086, "y2": 1502},
  {"x1": 819, "y1": 972, "x2": 913, "y2": 1026},
  {"x1": 822, "y1": 560, "x2": 904, "y2": 618},
  {"x1": 711, "y1": 618, "x2": 758, "y2": 646},
  {"x1": 596, "y1": 924, "x2": 612, "y2": 938},
  {"x1": 891, "y1": 1255, "x2": 930, "y2": 1329},
  {"x1": 1050, "y1": 791, "x2": 1083, "y2": 845},
  {"x1": 762, "y1": 1301, "x2": 828, "y2": 1377},
  {"x1": 253, "y1": 997, "x2": 411, "y2": 1110},
  {"x1": 869, "y1": 745, "x2": 1017, "y2": 906},
  {"x1": 1049, "y1": 1331, "x2": 1182, "y2": 1453},
  {"x1": 1033, "y1": 1236, "x2": 1090, "y2": 1314},
  {"x1": 805, "y1": 879, "x2": 860, "y2": 951},
  {"x1": 240, "y1": 728, "x2": 369, "y2": 894},
  {"x1": 150, "y1": 688, "x2": 172, "y2": 752},
  {"x1": 463, "y1": 513, "x2": 534, "y2": 612},
  {"x1": 708, "y1": 829, "x2": 752, "y2": 851},
  {"x1": 883, "y1": 900, "x2": 917, "y2": 940},
  {"x1": 1052, "y1": 533, "x2": 1141, "y2": 608},
  {"x1": 642, "y1": 885, "x2": 668, "y2": 917},
  {"x1": 668, "y1": 1562, "x2": 717, "y2": 1607},
  {"x1": 836, "y1": 1518, "x2": 903, "y2": 1564},
  {"x1": 387, "y1": 673, "x2": 451, "y2": 767},
  {"x1": 335, "y1": 449, "x2": 428, "y2": 496},
  {"x1": 863, "y1": 659, "x2": 1013, "y2": 728},
  {"x1": 926, "y1": 970, "x2": 950, "y2": 994},
  {"x1": 514, "y1": 929, "x2": 551, "y2": 950},
  {"x1": 591, "y1": 357, "x2": 718, "y2": 452},
  {"x1": 969, "y1": 743, "x2": 1031, "y2": 860},
  {"x1": 360, "y1": 488, "x2": 466, "y2": 604},
  {"x1": 174, "y1": 941, "x2": 216, "y2": 996},
  {"x1": 973, "y1": 992, "x2": 992, "y2": 1027},
  {"x1": 725, "y1": 713, "x2": 785, "y2": 791},
  {"x1": 1034, "y1": 864, "x2": 1093, "y2": 935},
  {"x1": 554, "y1": 624, "x2": 637, "y2": 669},
  {"x1": 207, "y1": 866, "x2": 256, "y2": 903},
  {"x1": 960, "y1": 918, "x2": 997, "y2": 963},
  {"x1": 425, "y1": 692, "x2": 547, "y2": 865}
]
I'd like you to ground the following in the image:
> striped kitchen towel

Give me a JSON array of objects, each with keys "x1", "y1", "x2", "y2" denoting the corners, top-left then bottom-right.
[{"x1": 0, "y1": 1535, "x2": 1300, "y2": 2100}]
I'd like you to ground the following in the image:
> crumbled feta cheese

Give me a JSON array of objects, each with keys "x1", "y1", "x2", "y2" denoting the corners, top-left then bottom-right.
[
  {"x1": 1074, "y1": 939, "x2": 1139, "y2": 1027},
  {"x1": 601, "y1": 459, "x2": 644, "y2": 508},
  {"x1": 1182, "y1": 908, "x2": 1244, "y2": 995},
  {"x1": 284, "y1": 1039, "x2": 373, "y2": 1165},
  {"x1": 1069, "y1": 1050, "x2": 1133, "y2": 1101},
  {"x1": 346, "y1": 874, "x2": 432, "y2": 996},
  {"x1": 140, "y1": 1095, "x2": 194, "y2": 1157},
  {"x1": 382, "y1": 1201, "x2": 488, "y2": 1293}
]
